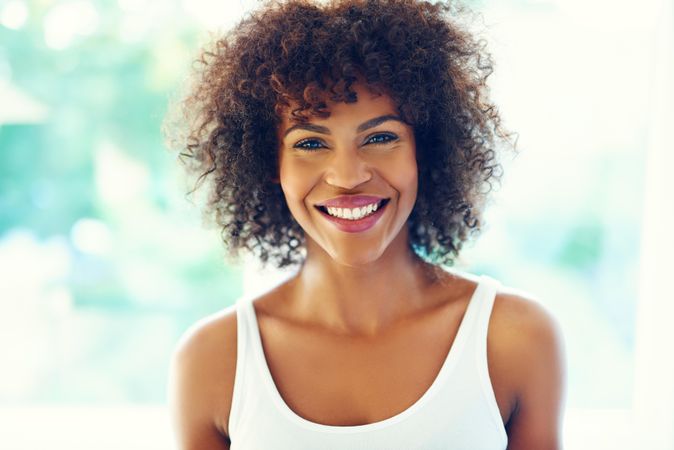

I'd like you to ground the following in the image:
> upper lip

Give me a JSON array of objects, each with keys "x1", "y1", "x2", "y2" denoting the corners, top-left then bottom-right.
[{"x1": 315, "y1": 195, "x2": 388, "y2": 208}]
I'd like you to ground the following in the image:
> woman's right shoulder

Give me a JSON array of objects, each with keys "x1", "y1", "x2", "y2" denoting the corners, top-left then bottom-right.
[
  {"x1": 168, "y1": 302, "x2": 241, "y2": 448},
  {"x1": 173, "y1": 302, "x2": 240, "y2": 368}
]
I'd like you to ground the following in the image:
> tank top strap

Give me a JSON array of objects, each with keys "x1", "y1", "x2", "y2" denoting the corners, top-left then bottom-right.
[
  {"x1": 229, "y1": 296, "x2": 254, "y2": 435},
  {"x1": 471, "y1": 274, "x2": 505, "y2": 435},
  {"x1": 474, "y1": 275, "x2": 501, "y2": 344}
]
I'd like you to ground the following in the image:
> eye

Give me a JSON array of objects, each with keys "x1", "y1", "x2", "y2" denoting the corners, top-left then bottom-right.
[
  {"x1": 293, "y1": 138, "x2": 326, "y2": 151},
  {"x1": 364, "y1": 133, "x2": 398, "y2": 145}
]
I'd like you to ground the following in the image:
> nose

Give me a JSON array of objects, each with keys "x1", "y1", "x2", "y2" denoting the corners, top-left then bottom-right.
[{"x1": 323, "y1": 146, "x2": 373, "y2": 189}]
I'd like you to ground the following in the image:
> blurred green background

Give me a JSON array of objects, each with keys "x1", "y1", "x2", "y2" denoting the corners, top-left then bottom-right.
[{"x1": 0, "y1": 0, "x2": 652, "y2": 410}]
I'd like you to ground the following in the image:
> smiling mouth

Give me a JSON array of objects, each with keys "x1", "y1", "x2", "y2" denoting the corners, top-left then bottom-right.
[{"x1": 314, "y1": 198, "x2": 390, "y2": 216}]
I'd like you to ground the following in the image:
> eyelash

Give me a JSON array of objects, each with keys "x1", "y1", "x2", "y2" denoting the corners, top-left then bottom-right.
[{"x1": 293, "y1": 133, "x2": 399, "y2": 150}]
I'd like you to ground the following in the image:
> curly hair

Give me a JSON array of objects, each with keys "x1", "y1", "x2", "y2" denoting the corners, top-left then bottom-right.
[{"x1": 169, "y1": 0, "x2": 513, "y2": 270}]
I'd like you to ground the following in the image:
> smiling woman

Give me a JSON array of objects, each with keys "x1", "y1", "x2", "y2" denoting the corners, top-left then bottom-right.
[
  {"x1": 165, "y1": 1, "x2": 566, "y2": 449},
  {"x1": 172, "y1": 0, "x2": 509, "y2": 269}
]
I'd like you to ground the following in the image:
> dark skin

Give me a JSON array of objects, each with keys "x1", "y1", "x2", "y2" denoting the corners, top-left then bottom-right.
[{"x1": 168, "y1": 86, "x2": 567, "y2": 449}]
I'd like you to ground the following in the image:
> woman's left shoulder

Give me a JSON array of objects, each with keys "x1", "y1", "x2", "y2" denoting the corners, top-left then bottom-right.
[
  {"x1": 489, "y1": 283, "x2": 568, "y2": 448},
  {"x1": 490, "y1": 284, "x2": 566, "y2": 353}
]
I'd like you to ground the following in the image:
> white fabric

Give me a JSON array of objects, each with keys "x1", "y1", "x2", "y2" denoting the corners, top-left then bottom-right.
[{"x1": 228, "y1": 273, "x2": 508, "y2": 450}]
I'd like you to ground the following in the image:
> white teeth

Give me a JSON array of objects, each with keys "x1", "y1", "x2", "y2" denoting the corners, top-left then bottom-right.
[{"x1": 324, "y1": 201, "x2": 382, "y2": 220}]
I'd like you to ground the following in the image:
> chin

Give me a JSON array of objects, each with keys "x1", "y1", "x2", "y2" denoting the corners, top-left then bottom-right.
[{"x1": 327, "y1": 247, "x2": 387, "y2": 268}]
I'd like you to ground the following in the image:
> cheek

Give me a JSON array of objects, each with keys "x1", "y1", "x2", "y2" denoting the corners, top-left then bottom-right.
[
  {"x1": 390, "y1": 151, "x2": 419, "y2": 202},
  {"x1": 279, "y1": 157, "x2": 314, "y2": 204}
]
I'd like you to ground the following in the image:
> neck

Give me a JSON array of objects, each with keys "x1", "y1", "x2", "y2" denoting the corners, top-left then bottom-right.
[{"x1": 286, "y1": 232, "x2": 445, "y2": 337}]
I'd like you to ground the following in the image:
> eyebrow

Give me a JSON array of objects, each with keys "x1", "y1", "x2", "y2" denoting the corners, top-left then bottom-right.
[{"x1": 282, "y1": 114, "x2": 405, "y2": 138}]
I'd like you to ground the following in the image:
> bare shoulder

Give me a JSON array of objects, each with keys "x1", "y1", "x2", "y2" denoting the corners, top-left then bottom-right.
[
  {"x1": 491, "y1": 286, "x2": 566, "y2": 349},
  {"x1": 168, "y1": 304, "x2": 239, "y2": 449},
  {"x1": 490, "y1": 285, "x2": 568, "y2": 450}
]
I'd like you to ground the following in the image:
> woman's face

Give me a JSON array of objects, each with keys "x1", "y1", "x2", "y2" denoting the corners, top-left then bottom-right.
[{"x1": 276, "y1": 84, "x2": 418, "y2": 267}]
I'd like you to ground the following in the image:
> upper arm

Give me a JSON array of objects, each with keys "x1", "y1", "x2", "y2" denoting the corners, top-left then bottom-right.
[
  {"x1": 168, "y1": 310, "x2": 238, "y2": 450},
  {"x1": 501, "y1": 294, "x2": 568, "y2": 450}
]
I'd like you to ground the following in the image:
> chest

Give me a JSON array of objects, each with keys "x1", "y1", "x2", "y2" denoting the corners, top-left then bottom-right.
[{"x1": 254, "y1": 305, "x2": 515, "y2": 428}]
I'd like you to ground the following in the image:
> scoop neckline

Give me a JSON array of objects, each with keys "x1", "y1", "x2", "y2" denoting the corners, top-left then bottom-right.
[{"x1": 242, "y1": 274, "x2": 487, "y2": 434}]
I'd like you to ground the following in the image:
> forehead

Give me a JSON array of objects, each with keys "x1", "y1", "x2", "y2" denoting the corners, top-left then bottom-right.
[{"x1": 277, "y1": 83, "x2": 400, "y2": 128}]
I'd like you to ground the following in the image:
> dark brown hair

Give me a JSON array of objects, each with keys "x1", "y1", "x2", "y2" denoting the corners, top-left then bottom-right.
[{"x1": 169, "y1": 0, "x2": 513, "y2": 269}]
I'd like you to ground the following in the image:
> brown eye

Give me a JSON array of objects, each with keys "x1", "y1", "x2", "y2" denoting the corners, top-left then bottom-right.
[
  {"x1": 365, "y1": 133, "x2": 398, "y2": 145},
  {"x1": 293, "y1": 138, "x2": 326, "y2": 150}
]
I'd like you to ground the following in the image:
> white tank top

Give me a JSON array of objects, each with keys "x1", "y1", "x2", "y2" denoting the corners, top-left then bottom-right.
[{"x1": 228, "y1": 274, "x2": 508, "y2": 449}]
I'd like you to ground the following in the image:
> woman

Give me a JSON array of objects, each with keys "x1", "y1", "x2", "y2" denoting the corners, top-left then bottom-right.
[{"x1": 168, "y1": 0, "x2": 566, "y2": 449}]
